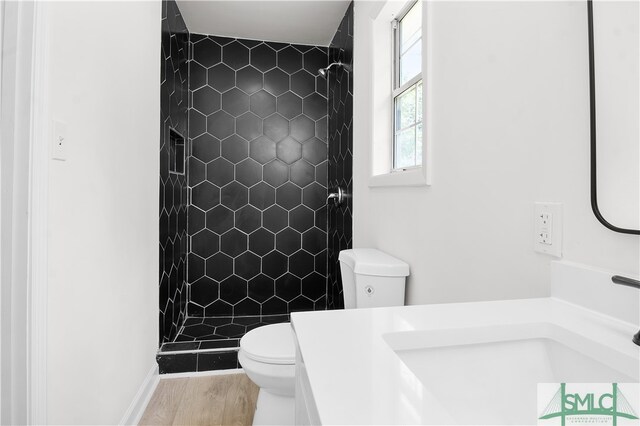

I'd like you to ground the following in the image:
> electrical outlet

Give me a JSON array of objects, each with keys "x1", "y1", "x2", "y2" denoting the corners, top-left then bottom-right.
[{"x1": 534, "y1": 202, "x2": 562, "y2": 257}]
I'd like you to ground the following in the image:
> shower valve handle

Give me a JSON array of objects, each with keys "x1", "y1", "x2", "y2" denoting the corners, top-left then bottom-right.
[{"x1": 327, "y1": 187, "x2": 346, "y2": 207}]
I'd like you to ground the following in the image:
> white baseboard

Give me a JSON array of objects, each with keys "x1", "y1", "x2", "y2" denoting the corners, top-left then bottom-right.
[
  {"x1": 119, "y1": 363, "x2": 159, "y2": 425},
  {"x1": 160, "y1": 367, "x2": 245, "y2": 380}
]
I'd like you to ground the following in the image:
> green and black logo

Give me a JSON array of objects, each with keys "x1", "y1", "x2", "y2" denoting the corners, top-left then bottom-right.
[{"x1": 539, "y1": 383, "x2": 638, "y2": 425}]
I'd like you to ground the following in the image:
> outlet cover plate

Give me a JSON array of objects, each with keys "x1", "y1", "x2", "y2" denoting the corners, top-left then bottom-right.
[{"x1": 534, "y1": 202, "x2": 562, "y2": 257}]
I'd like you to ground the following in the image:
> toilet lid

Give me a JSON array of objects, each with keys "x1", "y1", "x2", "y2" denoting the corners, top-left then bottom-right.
[{"x1": 240, "y1": 323, "x2": 295, "y2": 365}]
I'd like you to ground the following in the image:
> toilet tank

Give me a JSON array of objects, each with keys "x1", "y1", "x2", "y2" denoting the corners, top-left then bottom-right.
[{"x1": 338, "y1": 249, "x2": 410, "y2": 309}]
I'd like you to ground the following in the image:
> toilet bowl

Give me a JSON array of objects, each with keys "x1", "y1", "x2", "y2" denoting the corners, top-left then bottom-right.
[
  {"x1": 238, "y1": 249, "x2": 410, "y2": 425},
  {"x1": 238, "y1": 323, "x2": 296, "y2": 425}
]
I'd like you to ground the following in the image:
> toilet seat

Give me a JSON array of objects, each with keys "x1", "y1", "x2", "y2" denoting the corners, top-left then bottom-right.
[{"x1": 240, "y1": 323, "x2": 295, "y2": 365}]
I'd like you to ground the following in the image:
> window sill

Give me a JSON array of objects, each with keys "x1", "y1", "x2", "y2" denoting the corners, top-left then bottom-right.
[{"x1": 368, "y1": 167, "x2": 429, "y2": 187}]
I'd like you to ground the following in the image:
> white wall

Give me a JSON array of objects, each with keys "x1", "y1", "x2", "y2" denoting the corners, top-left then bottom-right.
[
  {"x1": 353, "y1": 1, "x2": 639, "y2": 305},
  {"x1": 46, "y1": 1, "x2": 160, "y2": 423},
  {"x1": 1, "y1": 2, "x2": 35, "y2": 423}
]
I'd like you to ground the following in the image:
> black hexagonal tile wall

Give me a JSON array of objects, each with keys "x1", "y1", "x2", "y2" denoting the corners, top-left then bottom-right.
[
  {"x1": 220, "y1": 229, "x2": 247, "y2": 257},
  {"x1": 262, "y1": 296, "x2": 286, "y2": 314},
  {"x1": 302, "y1": 227, "x2": 325, "y2": 255},
  {"x1": 263, "y1": 114, "x2": 289, "y2": 142},
  {"x1": 275, "y1": 273, "x2": 301, "y2": 301},
  {"x1": 223, "y1": 41, "x2": 250, "y2": 70},
  {"x1": 221, "y1": 135, "x2": 249, "y2": 164},
  {"x1": 263, "y1": 251, "x2": 287, "y2": 279},
  {"x1": 291, "y1": 70, "x2": 315, "y2": 97},
  {"x1": 276, "y1": 183, "x2": 301, "y2": 210},
  {"x1": 235, "y1": 205, "x2": 261, "y2": 234},
  {"x1": 325, "y1": 4, "x2": 354, "y2": 311},
  {"x1": 188, "y1": 253, "x2": 205, "y2": 282},
  {"x1": 290, "y1": 205, "x2": 314, "y2": 232},
  {"x1": 290, "y1": 295, "x2": 314, "y2": 313},
  {"x1": 302, "y1": 138, "x2": 327, "y2": 165},
  {"x1": 236, "y1": 112, "x2": 262, "y2": 141},
  {"x1": 238, "y1": 38, "x2": 261, "y2": 49},
  {"x1": 191, "y1": 182, "x2": 220, "y2": 211},
  {"x1": 205, "y1": 299, "x2": 232, "y2": 316},
  {"x1": 220, "y1": 275, "x2": 247, "y2": 303},
  {"x1": 185, "y1": 35, "x2": 331, "y2": 320},
  {"x1": 191, "y1": 277, "x2": 219, "y2": 307},
  {"x1": 190, "y1": 62, "x2": 207, "y2": 90},
  {"x1": 193, "y1": 86, "x2": 221, "y2": 115},
  {"x1": 248, "y1": 274, "x2": 274, "y2": 302},
  {"x1": 221, "y1": 182, "x2": 248, "y2": 210},
  {"x1": 234, "y1": 252, "x2": 261, "y2": 279},
  {"x1": 191, "y1": 229, "x2": 219, "y2": 258},
  {"x1": 276, "y1": 228, "x2": 301, "y2": 255},
  {"x1": 277, "y1": 46, "x2": 302, "y2": 74},
  {"x1": 249, "y1": 182, "x2": 275, "y2": 209},
  {"x1": 263, "y1": 205, "x2": 287, "y2": 233},
  {"x1": 302, "y1": 272, "x2": 326, "y2": 300},
  {"x1": 251, "y1": 44, "x2": 277, "y2": 72},
  {"x1": 290, "y1": 160, "x2": 314, "y2": 187},
  {"x1": 236, "y1": 159, "x2": 262, "y2": 187},
  {"x1": 188, "y1": 208, "x2": 205, "y2": 234},
  {"x1": 263, "y1": 159, "x2": 288, "y2": 187},
  {"x1": 189, "y1": 110, "x2": 206, "y2": 137},
  {"x1": 303, "y1": 48, "x2": 327, "y2": 74},
  {"x1": 303, "y1": 93, "x2": 326, "y2": 120},
  {"x1": 289, "y1": 250, "x2": 314, "y2": 278},
  {"x1": 208, "y1": 64, "x2": 235, "y2": 92},
  {"x1": 250, "y1": 136, "x2": 276, "y2": 164},
  {"x1": 206, "y1": 205, "x2": 234, "y2": 234},
  {"x1": 222, "y1": 88, "x2": 249, "y2": 116},
  {"x1": 237, "y1": 66, "x2": 263, "y2": 94},
  {"x1": 249, "y1": 229, "x2": 275, "y2": 255},
  {"x1": 234, "y1": 298, "x2": 260, "y2": 316},
  {"x1": 207, "y1": 110, "x2": 234, "y2": 139},
  {"x1": 276, "y1": 92, "x2": 302, "y2": 119},
  {"x1": 188, "y1": 158, "x2": 206, "y2": 186},
  {"x1": 303, "y1": 182, "x2": 325, "y2": 210},
  {"x1": 193, "y1": 38, "x2": 221, "y2": 68},
  {"x1": 264, "y1": 69, "x2": 289, "y2": 96},
  {"x1": 207, "y1": 158, "x2": 233, "y2": 186},
  {"x1": 205, "y1": 252, "x2": 233, "y2": 281},
  {"x1": 192, "y1": 133, "x2": 220, "y2": 163},
  {"x1": 276, "y1": 138, "x2": 302, "y2": 164},
  {"x1": 250, "y1": 91, "x2": 276, "y2": 118},
  {"x1": 290, "y1": 116, "x2": 314, "y2": 142}
]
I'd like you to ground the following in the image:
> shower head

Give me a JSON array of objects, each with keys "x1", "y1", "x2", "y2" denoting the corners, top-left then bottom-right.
[{"x1": 318, "y1": 61, "x2": 348, "y2": 78}]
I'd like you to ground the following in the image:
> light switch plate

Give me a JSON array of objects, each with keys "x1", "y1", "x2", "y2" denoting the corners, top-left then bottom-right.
[
  {"x1": 534, "y1": 202, "x2": 562, "y2": 257},
  {"x1": 52, "y1": 120, "x2": 67, "y2": 161}
]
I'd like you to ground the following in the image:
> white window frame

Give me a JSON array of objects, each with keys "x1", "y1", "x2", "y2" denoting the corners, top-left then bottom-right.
[
  {"x1": 368, "y1": 0, "x2": 431, "y2": 188},
  {"x1": 391, "y1": 0, "x2": 423, "y2": 173}
]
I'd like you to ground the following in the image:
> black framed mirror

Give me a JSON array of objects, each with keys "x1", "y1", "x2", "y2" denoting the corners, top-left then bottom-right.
[{"x1": 587, "y1": 0, "x2": 639, "y2": 235}]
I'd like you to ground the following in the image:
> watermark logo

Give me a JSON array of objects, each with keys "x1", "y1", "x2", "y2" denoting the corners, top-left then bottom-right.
[{"x1": 538, "y1": 383, "x2": 639, "y2": 425}]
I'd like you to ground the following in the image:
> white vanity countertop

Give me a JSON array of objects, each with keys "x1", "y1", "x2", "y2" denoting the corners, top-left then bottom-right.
[{"x1": 290, "y1": 297, "x2": 640, "y2": 425}]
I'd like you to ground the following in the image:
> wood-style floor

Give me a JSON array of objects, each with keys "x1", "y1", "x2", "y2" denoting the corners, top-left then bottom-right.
[{"x1": 139, "y1": 373, "x2": 259, "y2": 426}]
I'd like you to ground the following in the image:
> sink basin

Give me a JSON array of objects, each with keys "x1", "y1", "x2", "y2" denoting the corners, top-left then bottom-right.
[{"x1": 383, "y1": 323, "x2": 639, "y2": 424}]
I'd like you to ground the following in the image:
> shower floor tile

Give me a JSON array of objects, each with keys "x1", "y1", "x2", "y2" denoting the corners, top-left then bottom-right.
[
  {"x1": 172, "y1": 314, "x2": 289, "y2": 344},
  {"x1": 157, "y1": 314, "x2": 290, "y2": 373}
]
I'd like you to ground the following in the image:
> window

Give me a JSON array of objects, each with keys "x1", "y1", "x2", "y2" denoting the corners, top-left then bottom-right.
[{"x1": 393, "y1": 1, "x2": 423, "y2": 170}]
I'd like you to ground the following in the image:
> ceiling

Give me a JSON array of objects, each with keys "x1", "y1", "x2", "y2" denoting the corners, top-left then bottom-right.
[{"x1": 175, "y1": 1, "x2": 351, "y2": 46}]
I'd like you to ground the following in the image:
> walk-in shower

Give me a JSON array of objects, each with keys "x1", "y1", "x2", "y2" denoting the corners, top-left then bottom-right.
[{"x1": 157, "y1": 0, "x2": 354, "y2": 374}]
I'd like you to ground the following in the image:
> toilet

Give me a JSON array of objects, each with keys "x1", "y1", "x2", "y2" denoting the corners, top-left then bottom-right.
[{"x1": 238, "y1": 248, "x2": 410, "y2": 425}]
